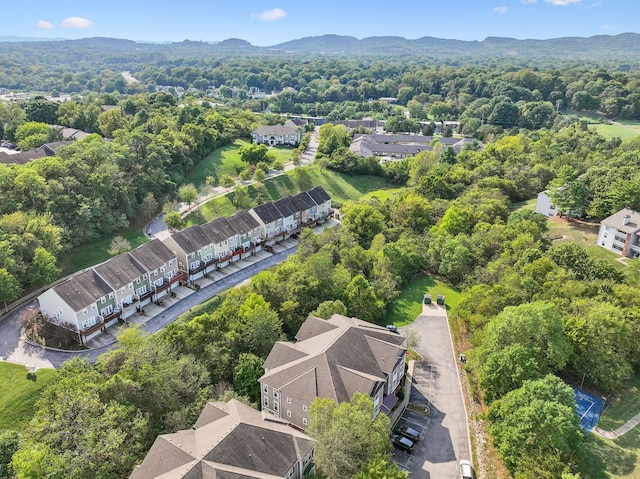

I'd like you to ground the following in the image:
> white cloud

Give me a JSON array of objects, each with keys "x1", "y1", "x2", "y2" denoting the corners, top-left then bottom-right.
[
  {"x1": 36, "y1": 20, "x2": 54, "y2": 30},
  {"x1": 520, "y1": 0, "x2": 538, "y2": 3},
  {"x1": 252, "y1": 8, "x2": 287, "y2": 21},
  {"x1": 544, "y1": 0, "x2": 582, "y2": 5},
  {"x1": 61, "y1": 16, "x2": 94, "y2": 28},
  {"x1": 493, "y1": 6, "x2": 509, "y2": 13}
]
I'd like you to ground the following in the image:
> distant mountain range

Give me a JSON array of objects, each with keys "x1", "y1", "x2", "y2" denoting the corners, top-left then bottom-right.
[{"x1": 1, "y1": 33, "x2": 639, "y2": 61}]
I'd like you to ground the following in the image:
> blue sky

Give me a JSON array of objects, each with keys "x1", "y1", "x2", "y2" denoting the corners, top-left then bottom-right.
[{"x1": 2, "y1": 0, "x2": 637, "y2": 45}]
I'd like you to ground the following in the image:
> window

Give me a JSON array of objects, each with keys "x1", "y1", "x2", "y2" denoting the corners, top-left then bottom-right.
[
  {"x1": 121, "y1": 287, "x2": 126, "y2": 294},
  {"x1": 263, "y1": 397, "x2": 269, "y2": 407},
  {"x1": 263, "y1": 384, "x2": 268, "y2": 393},
  {"x1": 108, "y1": 293, "x2": 114, "y2": 299},
  {"x1": 287, "y1": 410, "x2": 291, "y2": 418},
  {"x1": 101, "y1": 297, "x2": 106, "y2": 304},
  {"x1": 136, "y1": 285, "x2": 147, "y2": 296},
  {"x1": 129, "y1": 284, "x2": 133, "y2": 290},
  {"x1": 273, "y1": 390, "x2": 278, "y2": 398},
  {"x1": 286, "y1": 397, "x2": 291, "y2": 404},
  {"x1": 190, "y1": 253, "x2": 195, "y2": 259},
  {"x1": 160, "y1": 265, "x2": 165, "y2": 271},
  {"x1": 154, "y1": 269, "x2": 158, "y2": 276},
  {"x1": 91, "y1": 304, "x2": 96, "y2": 311},
  {"x1": 302, "y1": 405, "x2": 308, "y2": 412},
  {"x1": 143, "y1": 274, "x2": 147, "y2": 280},
  {"x1": 82, "y1": 309, "x2": 88, "y2": 315},
  {"x1": 303, "y1": 418, "x2": 308, "y2": 426},
  {"x1": 136, "y1": 278, "x2": 141, "y2": 284},
  {"x1": 274, "y1": 402, "x2": 278, "y2": 412},
  {"x1": 81, "y1": 316, "x2": 96, "y2": 329}
]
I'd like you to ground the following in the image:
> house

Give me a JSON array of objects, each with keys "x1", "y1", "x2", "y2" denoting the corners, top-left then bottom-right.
[
  {"x1": 127, "y1": 239, "x2": 181, "y2": 301},
  {"x1": 93, "y1": 252, "x2": 153, "y2": 320},
  {"x1": 252, "y1": 124, "x2": 301, "y2": 146},
  {"x1": 273, "y1": 196, "x2": 301, "y2": 236},
  {"x1": 535, "y1": 190, "x2": 561, "y2": 217},
  {"x1": 291, "y1": 191, "x2": 318, "y2": 226},
  {"x1": 597, "y1": 208, "x2": 640, "y2": 258},
  {"x1": 259, "y1": 314, "x2": 407, "y2": 431},
  {"x1": 129, "y1": 399, "x2": 315, "y2": 479},
  {"x1": 349, "y1": 134, "x2": 475, "y2": 161},
  {"x1": 226, "y1": 209, "x2": 263, "y2": 257},
  {"x1": 37, "y1": 269, "x2": 118, "y2": 343},
  {"x1": 198, "y1": 217, "x2": 238, "y2": 270},
  {"x1": 306, "y1": 186, "x2": 332, "y2": 221},
  {"x1": 160, "y1": 224, "x2": 215, "y2": 281},
  {"x1": 250, "y1": 201, "x2": 285, "y2": 245}
]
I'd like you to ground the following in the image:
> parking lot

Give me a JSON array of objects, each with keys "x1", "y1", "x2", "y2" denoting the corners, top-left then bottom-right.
[{"x1": 395, "y1": 305, "x2": 471, "y2": 478}]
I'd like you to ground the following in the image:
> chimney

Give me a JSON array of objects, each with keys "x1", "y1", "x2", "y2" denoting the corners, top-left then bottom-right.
[{"x1": 623, "y1": 214, "x2": 631, "y2": 226}]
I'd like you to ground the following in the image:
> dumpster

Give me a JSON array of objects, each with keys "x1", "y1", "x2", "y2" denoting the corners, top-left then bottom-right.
[
  {"x1": 436, "y1": 295, "x2": 445, "y2": 305},
  {"x1": 423, "y1": 294, "x2": 432, "y2": 305}
]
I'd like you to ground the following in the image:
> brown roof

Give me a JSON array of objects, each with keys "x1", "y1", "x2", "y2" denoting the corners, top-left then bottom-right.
[
  {"x1": 261, "y1": 315, "x2": 406, "y2": 405},
  {"x1": 93, "y1": 252, "x2": 147, "y2": 290},
  {"x1": 129, "y1": 399, "x2": 314, "y2": 479},
  {"x1": 52, "y1": 269, "x2": 113, "y2": 312},
  {"x1": 127, "y1": 239, "x2": 176, "y2": 272}
]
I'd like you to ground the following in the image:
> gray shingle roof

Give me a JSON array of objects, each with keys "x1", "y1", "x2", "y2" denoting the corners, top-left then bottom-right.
[
  {"x1": 93, "y1": 252, "x2": 147, "y2": 290},
  {"x1": 291, "y1": 191, "x2": 316, "y2": 211},
  {"x1": 127, "y1": 239, "x2": 175, "y2": 272},
  {"x1": 129, "y1": 400, "x2": 314, "y2": 479},
  {"x1": 251, "y1": 202, "x2": 283, "y2": 224},
  {"x1": 226, "y1": 210, "x2": 260, "y2": 235},
  {"x1": 273, "y1": 196, "x2": 299, "y2": 218},
  {"x1": 261, "y1": 315, "x2": 406, "y2": 405},
  {"x1": 601, "y1": 208, "x2": 640, "y2": 234},
  {"x1": 52, "y1": 269, "x2": 113, "y2": 312},
  {"x1": 252, "y1": 125, "x2": 299, "y2": 136},
  {"x1": 169, "y1": 224, "x2": 212, "y2": 253},
  {"x1": 307, "y1": 186, "x2": 330, "y2": 205},
  {"x1": 199, "y1": 217, "x2": 234, "y2": 243}
]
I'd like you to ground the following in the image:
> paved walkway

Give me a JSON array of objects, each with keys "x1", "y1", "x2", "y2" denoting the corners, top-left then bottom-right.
[{"x1": 593, "y1": 411, "x2": 640, "y2": 439}]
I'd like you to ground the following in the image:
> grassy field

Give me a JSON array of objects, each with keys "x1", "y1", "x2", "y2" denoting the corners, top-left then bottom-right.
[
  {"x1": 545, "y1": 216, "x2": 627, "y2": 268},
  {"x1": 581, "y1": 429, "x2": 640, "y2": 479},
  {"x1": 186, "y1": 139, "x2": 295, "y2": 187},
  {"x1": 361, "y1": 187, "x2": 406, "y2": 202},
  {"x1": 385, "y1": 274, "x2": 462, "y2": 326},
  {"x1": 59, "y1": 228, "x2": 148, "y2": 277},
  {"x1": 598, "y1": 376, "x2": 640, "y2": 431},
  {"x1": 593, "y1": 123, "x2": 640, "y2": 141},
  {"x1": 0, "y1": 363, "x2": 56, "y2": 431},
  {"x1": 198, "y1": 165, "x2": 396, "y2": 222}
]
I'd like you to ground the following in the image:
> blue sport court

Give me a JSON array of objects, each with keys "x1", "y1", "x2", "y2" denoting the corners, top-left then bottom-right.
[{"x1": 573, "y1": 386, "x2": 606, "y2": 432}]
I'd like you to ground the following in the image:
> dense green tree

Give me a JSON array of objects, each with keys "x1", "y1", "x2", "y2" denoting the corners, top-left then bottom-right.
[
  {"x1": 310, "y1": 299, "x2": 347, "y2": 319},
  {"x1": 488, "y1": 375, "x2": 584, "y2": 478},
  {"x1": 0, "y1": 430, "x2": 20, "y2": 479},
  {"x1": 239, "y1": 143, "x2": 269, "y2": 165},
  {"x1": 233, "y1": 353, "x2": 264, "y2": 403},
  {"x1": 342, "y1": 203, "x2": 385, "y2": 248},
  {"x1": 308, "y1": 393, "x2": 392, "y2": 479},
  {"x1": 0, "y1": 268, "x2": 20, "y2": 311},
  {"x1": 354, "y1": 455, "x2": 409, "y2": 479},
  {"x1": 164, "y1": 211, "x2": 184, "y2": 231}
]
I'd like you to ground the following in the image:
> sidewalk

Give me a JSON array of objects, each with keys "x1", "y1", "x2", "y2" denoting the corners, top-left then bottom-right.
[{"x1": 593, "y1": 412, "x2": 640, "y2": 439}]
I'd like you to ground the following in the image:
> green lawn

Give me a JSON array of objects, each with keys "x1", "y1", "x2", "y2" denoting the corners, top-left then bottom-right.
[
  {"x1": 0, "y1": 363, "x2": 56, "y2": 431},
  {"x1": 361, "y1": 187, "x2": 407, "y2": 202},
  {"x1": 198, "y1": 165, "x2": 396, "y2": 221},
  {"x1": 385, "y1": 274, "x2": 462, "y2": 326},
  {"x1": 598, "y1": 376, "x2": 640, "y2": 431},
  {"x1": 186, "y1": 139, "x2": 295, "y2": 187},
  {"x1": 581, "y1": 429, "x2": 640, "y2": 479},
  {"x1": 593, "y1": 123, "x2": 640, "y2": 141},
  {"x1": 59, "y1": 229, "x2": 148, "y2": 277}
]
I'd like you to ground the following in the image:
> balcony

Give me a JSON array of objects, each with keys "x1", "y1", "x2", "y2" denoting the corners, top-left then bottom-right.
[
  {"x1": 80, "y1": 320, "x2": 104, "y2": 337},
  {"x1": 189, "y1": 262, "x2": 206, "y2": 274},
  {"x1": 629, "y1": 243, "x2": 640, "y2": 254},
  {"x1": 153, "y1": 279, "x2": 171, "y2": 294},
  {"x1": 100, "y1": 308, "x2": 122, "y2": 323},
  {"x1": 138, "y1": 290, "x2": 154, "y2": 302},
  {"x1": 169, "y1": 272, "x2": 186, "y2": 284}
]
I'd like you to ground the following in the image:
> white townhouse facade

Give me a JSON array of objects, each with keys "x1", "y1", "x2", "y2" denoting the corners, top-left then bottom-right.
[
  {"x1": 251, "y1": 123, "x2": 301, "y2": 146},
  {"x1": 597, "y1": 208, "x2": 640, "y2": 258}
]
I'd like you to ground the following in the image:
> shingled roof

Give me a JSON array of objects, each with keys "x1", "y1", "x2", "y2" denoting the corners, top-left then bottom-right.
[
  {"x1": 168, "y1": 224, "x2": 212, "y2": 253},
  {"x1": 273, "y1": 196, "x2": 299, "y2": 218},
  {"x1": 251, "y1": 201, "x2": 283, "y2": 224},
  {"x1": 226, "y1": 210, "x2": 260, "y2": 235},
  {"x1": 129, "y1": 399, "x2": 314, "y2": 479},
  {"x1": 307, "y1": 186, "x2": 330, "y2": 205},
  {"x1": 127, "y1": 239, "x2": 175, "y2": 272},
  {"x1": 291, "y1": 191, "x2": 316, "y2": 211},
  {"x1": 260, "y1": 315, "x2": 406, "y2": 405},
  {"x1": 93, "y1": 252, "x2": 147, "y2": 290},
  {"x1": 52, "y1": 269, "x2": 113, "y2": 312}
]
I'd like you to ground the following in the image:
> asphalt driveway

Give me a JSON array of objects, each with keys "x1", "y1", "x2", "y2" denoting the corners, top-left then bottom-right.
[{"x1": 397, "y1": 304, "x2": 471, "y2": 479}]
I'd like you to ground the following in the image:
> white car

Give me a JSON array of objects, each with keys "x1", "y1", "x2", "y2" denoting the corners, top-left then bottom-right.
[{"x1": 459, "y1": 459, "x2": 474, "y2": 479}]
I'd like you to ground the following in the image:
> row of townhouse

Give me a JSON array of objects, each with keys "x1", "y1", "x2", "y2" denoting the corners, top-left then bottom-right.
[{"x1": 38, "y1": 186, "x2": 332, "y2": 343}]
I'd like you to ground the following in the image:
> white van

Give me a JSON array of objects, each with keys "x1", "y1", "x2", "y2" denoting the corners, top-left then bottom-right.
[{"x1": 459, "y1": 459, "x2": 474, "y2": 479}]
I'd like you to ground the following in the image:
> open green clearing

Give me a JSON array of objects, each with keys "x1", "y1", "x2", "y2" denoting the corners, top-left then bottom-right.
[
  {"x1": 385, "y1": 274, "x2": 462, "y2": 327},
  {"x1": 545, "y1": 216, "x2": 628, "y2": 268},
  {"x1": 581, "y1": 428, "x2": 640, "y2": 479},
  {"x1": 361, "y1": 187, "x2": 406, "y2": 202},
  {"x1": 593, "y1": 123, "x2": 640, "y2": 141},
  {"x1": 598, "y1": 376, "x2": 640, "y2": 431},
  {"x1": 199, "y1": 165, "x2": 396, "y2": 221},
  {"x1": 186, "y1": 139, "x2": 294, "y2": 187},
  {"x1": 59, "y1": 228, "x2": 148, "y2": 277},
  {"x1": 0, "y1": 363, "x2": 56, "y2": 431}
]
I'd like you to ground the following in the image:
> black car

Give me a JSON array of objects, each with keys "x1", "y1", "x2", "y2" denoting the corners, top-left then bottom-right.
[
  {"x1": 385, "y1": 324, "x2": 399, "y2": 334},
  {"x1": 395, "y1": 424, "x2": 421, "y2": 442},
  {"x1": 391, "y1": 434, "x2": 414, "y2": 453}
]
